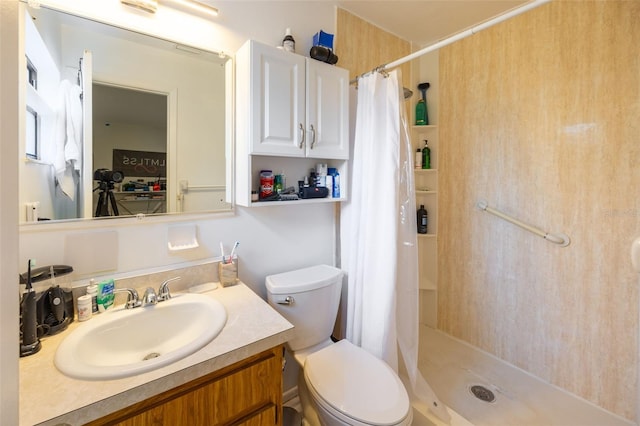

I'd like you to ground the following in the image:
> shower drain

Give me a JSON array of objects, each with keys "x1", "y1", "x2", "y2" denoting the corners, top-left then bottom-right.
[{"x1": 469, "y1": 385, "x2": 496, "y2": 403}]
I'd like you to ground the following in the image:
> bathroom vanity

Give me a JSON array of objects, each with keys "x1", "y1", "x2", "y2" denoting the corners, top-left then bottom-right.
[
  {"x1": 19, "y1": 283, "x2": 294, "y2": 426},
  {"x1": 87, "y1": 346, "x2": 283, "y2": 425}
]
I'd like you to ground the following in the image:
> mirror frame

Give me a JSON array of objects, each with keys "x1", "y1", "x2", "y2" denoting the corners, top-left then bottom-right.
[{"x1": 18, "y1": 2, "x2": 235, "y2": 230}]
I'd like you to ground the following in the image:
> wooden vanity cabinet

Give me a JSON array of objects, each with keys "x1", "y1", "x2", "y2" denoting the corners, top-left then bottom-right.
[{"x1": 87, "y1": 346, "x2": 283, "y2": 426}]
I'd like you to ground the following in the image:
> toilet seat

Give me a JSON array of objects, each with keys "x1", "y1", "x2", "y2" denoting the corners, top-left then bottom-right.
[{"x1": 304, "y1": 340, "x2": 411, "y2": 425}]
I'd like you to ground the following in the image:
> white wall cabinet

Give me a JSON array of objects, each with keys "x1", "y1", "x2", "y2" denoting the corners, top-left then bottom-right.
[
  {"x1": 235, "y1": 40, "x2": 349, "y2": 207},
  {"x1": 236, "y1": 39, "x2": 348, "y2": 159}
]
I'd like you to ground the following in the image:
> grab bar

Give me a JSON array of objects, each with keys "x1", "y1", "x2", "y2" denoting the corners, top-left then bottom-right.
[{"x1": 476, "y1": 200, "x2": 570, "y2": 247}]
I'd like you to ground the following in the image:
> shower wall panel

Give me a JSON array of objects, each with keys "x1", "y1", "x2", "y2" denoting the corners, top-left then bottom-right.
[
  {"x1": 336, "y1": 8, "x2": 412, "y2": 94},
  {"x1": 438, "y1": 0, "x2": 640, "y2": 420}
]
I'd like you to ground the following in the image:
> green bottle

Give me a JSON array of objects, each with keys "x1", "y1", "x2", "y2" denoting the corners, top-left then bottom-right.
[
  {"x1": 415, "y1": 99, "x2": 427, "y2": 125},
  {"x1": 421, "y1": 140, "x2": 430, "y2": 169},
  {"x1": 416, "y1": 82, "x2": 430, "y2": 125}
]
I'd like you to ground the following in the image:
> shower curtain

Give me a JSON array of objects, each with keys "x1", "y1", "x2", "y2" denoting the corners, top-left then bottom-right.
[{"x1": 343, "y1": 69, "x2": 450, "y2": 423}]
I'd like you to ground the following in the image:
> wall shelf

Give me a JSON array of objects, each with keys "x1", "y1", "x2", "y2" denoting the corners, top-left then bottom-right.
[
  {"x1": 412, "y1": 111, "x2": 438, "y2": 328},
  {"x1": 248, "y1": 197, "x2": 346, "y2": 207}
]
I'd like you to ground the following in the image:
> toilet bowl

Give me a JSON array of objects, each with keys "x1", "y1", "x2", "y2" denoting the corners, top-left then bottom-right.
[
  {"x1": 304, "y1": 340, "x2": 412, "y2": 425},
  {"x1": 266, "y1": 265, "x2": 412, "y2": 426}
]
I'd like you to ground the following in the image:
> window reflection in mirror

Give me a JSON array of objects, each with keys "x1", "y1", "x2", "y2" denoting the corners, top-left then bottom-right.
[{"x1": 20, "y1": 5, "x2": 230, "y2": 224}]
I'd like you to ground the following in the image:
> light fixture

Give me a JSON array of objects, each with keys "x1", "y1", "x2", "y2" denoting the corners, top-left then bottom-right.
[
  {"x1": 120, "y1": 0, "x2": 158, "y2": 14},
  {"x1": 168, "y1": 0, "x2": 219, "y2": 17}
]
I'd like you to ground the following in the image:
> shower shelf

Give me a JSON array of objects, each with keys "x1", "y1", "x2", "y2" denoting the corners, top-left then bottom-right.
[
  {"x1": 414, "y1": 168, "x2": 437, "y2": 173},
  {"x1": 416, "y1": 190, "x2": 436, "y2": 195}
]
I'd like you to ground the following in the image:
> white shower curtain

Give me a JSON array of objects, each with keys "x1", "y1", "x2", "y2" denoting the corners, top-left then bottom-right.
[{"x1": 343, "y1": 69, "x2": 450, "y2": 423}]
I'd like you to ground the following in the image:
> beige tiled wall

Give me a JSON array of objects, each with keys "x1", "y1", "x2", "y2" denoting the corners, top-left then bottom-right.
[
  {"x1": 438, "y1": 0, "x2": 640, "y2": 420},
  {"x1": 335, "y1": 8, "x2": 412, "y2": 94}
]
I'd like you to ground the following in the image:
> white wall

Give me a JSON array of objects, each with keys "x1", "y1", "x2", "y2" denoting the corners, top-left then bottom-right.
[
  {"x1": 1, "y1": 2, "x2": 21, "y2": 424},
  {"x1": 3, "y1": 0, "x2": 339, "y2": 421}
]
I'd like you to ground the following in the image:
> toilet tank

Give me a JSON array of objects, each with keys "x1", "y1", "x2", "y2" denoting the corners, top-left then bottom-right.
[{"x1": 266, "y1": 265, "x2": 344, "y2": 352}]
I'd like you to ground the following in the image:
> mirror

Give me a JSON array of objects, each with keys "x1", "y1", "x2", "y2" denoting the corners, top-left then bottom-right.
[{"x1": 20, "y1": 5, "x2": 231, "y2": 224}]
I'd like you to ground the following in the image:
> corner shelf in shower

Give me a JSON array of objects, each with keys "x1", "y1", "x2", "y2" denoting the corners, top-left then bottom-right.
[{"x1": 411, "y1": 121, "x2": 439, "y2": 328}]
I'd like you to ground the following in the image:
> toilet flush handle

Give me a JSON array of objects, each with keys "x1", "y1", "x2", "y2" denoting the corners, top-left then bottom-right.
[{"x1": 277, "y1": 296, "x2": 294, "y2": 305}]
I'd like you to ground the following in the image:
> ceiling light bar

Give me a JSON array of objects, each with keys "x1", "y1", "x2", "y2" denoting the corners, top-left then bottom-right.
[{"x1": 169, "y1": 0, "x2": 218, "y2": 17}]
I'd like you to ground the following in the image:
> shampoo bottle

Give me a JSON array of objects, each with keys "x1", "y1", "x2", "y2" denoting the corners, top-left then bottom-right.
[
  {"x1": 417, "y1": 205, "x2": 428, "y2": 234},
  {"x1": 415, "y1": 148, "x2": 422, "y2": 169},
  {"x1": 421, "y1": 140, "x2": 431, "y2": 170}
]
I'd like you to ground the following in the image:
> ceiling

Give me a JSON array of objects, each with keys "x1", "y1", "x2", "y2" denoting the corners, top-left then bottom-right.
[{"x1": 335, "y1": 0, "x2": 529, "y2": 46}]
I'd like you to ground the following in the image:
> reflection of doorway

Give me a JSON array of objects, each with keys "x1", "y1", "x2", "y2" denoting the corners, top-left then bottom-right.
[{"x1": 92, "y1": 83, "x2": 168, "y2": 216}]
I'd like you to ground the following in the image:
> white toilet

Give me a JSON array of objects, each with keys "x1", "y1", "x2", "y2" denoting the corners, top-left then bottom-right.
[{"x1": 266, "y1": 265, "x2": 413, "y2": 426}]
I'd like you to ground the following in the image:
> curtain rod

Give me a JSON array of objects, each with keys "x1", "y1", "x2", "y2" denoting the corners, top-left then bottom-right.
[{"x1": 349, "y1": 0, "x2": 551, "y2": 85}]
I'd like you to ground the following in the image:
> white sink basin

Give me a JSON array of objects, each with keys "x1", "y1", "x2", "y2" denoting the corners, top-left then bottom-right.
[{"x1": 54, "y1": 293, "x2": 227, "y2": 380}]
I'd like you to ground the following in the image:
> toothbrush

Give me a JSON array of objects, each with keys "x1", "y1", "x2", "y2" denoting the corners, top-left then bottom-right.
[
  {"x1": 229, "y1": 241, "x2": 239, "y2": 262},
  {"x1": 220, "y1": 242, "x2": 226, "y2": 263}
]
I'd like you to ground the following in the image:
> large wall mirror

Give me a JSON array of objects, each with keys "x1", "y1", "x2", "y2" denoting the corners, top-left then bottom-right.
[{"x1": 20, "y1": 5, "x2": 232, "y2": 225}]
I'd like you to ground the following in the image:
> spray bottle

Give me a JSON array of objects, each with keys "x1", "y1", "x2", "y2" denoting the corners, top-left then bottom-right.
[{"x1": 415, "y1": 82, "x2": 430, "y2": 125}]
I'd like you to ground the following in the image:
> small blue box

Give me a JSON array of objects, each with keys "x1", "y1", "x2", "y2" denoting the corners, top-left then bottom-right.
[{"x1": 313, "y1": 30, "x2": 334, "y2": 50}]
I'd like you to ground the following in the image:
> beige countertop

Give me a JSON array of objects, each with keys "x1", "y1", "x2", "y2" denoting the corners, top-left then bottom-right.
[{"x1": 19, "y1": 283, "x2": 294, "y2": 426}]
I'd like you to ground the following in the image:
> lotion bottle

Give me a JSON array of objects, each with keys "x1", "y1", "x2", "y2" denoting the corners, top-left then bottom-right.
[
  {"x1": 415, "y1": 148, "x2": 422, "y2": 169},
  {"x1": 283, "y1": 28, "x2": 295, "y2": 53}
]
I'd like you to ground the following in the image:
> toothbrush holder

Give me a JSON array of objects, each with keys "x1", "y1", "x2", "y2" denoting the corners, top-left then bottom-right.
[{"x1": 218, "y1": 258, "x2": 239, "y2": 287}]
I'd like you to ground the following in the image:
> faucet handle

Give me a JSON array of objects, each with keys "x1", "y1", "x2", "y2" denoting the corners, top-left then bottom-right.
[
  {"x1": 114, "y1": 288, "x2": 141, "y2": 309},
  {"x1": 158, "y1": 277, "x2": 181, "y2": 302}
]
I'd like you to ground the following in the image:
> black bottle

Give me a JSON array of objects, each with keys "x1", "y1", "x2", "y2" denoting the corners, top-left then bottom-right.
[{"x1": 417, "y1": 205, "x2": 428, "y2": 234}]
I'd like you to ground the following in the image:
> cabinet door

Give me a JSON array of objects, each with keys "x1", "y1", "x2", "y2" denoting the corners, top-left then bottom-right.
[
  {"x1": 305, "y1": 60, "x2": 349, "y2": 160},
  {"x1": 250, "y1": 42, "x2": 306, "y2": 157}
]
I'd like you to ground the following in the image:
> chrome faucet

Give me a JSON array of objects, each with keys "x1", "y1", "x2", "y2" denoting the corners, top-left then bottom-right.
[
  {"x1": 114, "y1": 288, "x2": 142, "y2": 309},
  {"x1": 142, "y1": 287, "x2": 158, "y2": 305},
  {"x1": 158, "y1": 277, "x2": 181, "y2": 302}
]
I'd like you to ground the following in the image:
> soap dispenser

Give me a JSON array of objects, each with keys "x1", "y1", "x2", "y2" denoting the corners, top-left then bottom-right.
[{"x1": 421, "y1": 140, "x2": 431, "y2": 169}]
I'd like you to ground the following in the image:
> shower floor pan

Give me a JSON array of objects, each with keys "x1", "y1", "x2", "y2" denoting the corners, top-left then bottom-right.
[{"x1": 414, "y1": 325, "x2": 632, "y2": 426}]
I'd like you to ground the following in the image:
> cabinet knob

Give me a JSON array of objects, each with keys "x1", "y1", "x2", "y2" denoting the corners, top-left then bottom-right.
[
  {"x1": 309, "y1": 124, "x2": 317, "y2": 149},
  {"x1": 298, "y1": 123, "x2": 305, "y2": 149}
]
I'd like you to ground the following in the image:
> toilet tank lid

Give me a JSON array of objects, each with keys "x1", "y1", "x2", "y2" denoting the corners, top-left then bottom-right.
[{"x1": 266, "y1": 265, "x2": 344, "y2": 294}]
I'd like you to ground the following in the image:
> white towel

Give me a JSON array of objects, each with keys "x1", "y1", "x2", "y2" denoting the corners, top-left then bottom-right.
[{"x1": 53, "y1": 79, "x2": 83, "y2": 200}]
